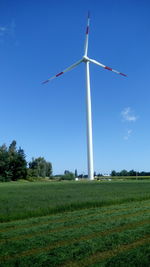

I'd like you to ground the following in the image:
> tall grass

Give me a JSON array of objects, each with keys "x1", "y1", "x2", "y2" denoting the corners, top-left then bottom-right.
[{"x1": 0, "y1": 181, "x2": 150, "y2": 222}]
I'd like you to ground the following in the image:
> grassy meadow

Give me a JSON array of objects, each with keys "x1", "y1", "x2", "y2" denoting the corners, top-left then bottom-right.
[{"x1": 0, "y1": 180, "x2": 150, "y2": 266}]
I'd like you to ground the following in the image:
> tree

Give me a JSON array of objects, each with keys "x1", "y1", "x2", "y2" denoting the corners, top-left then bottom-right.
[
  {"x1": 0, "y1": 141, "x2": 27, "y2": 181},
  {"x1": 8, "y1": 142, "x2": 27, "y2": 181},
  {"x1": 29, "y1": 157, "x2": 52, "y2": 178},
  {"x1": 46, "y1": 162, "x2": 52, "y2": 177},
  {"x1": 9, "y1": 140, "x2": 17, "y2": 154},
  {"x1": 62, "y1": 170, "x2": 75, "y2": 180},
  {"x1": 0, "y1": 144, "x2": 11, "y2": 181},
  {"x1": 14, "y1": 147, "x2": 27, "y2": 180},
  {"x1": 128, "y1": 169, "x2": 136, "y2": 176},
  {"x1": 120, "y1": 170, "x2": 128, "y2": 176},
  {"x1": 111, "y1": 170, "x2": 117, "y2": 176}
]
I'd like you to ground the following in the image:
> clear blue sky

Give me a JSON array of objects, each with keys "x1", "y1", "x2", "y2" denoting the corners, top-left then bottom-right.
[{"x1": 0, "y1": 0, "x2": 150, "y2": 175}]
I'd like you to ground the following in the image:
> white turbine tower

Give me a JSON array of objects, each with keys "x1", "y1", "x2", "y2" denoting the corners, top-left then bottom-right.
[{"x1": 42, "y1": 12, "x2": 127, "y2": 180}]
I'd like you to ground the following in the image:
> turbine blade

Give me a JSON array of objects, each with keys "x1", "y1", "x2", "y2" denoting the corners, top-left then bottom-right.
[
  {"x1": 84, "y1": 11, "x2": 90, "y2": 57},
  {"x1": 42, "y1": 59, "x2": 83, "y2": 84},
  {"x1": 89, "y1": 58, "x2": 127, "y2": 77}
]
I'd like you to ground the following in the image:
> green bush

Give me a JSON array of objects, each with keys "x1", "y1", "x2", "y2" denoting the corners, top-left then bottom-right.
[{"x1": 60, "y1": 173, "x2": 75, "y2": 181}]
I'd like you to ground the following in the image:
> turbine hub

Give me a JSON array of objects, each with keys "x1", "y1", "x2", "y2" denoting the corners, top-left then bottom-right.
[{"x1": 83, "y1": 55, "x2": 90, "y2": 62}]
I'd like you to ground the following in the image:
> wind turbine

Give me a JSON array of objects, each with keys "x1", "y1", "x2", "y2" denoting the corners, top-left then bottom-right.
[{"x1": 42, "y1": 12, "x2": 127, "y2": 180}]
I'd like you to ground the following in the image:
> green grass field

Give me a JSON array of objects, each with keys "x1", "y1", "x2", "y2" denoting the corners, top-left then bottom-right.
[{"x1": 0, "y1": 181, "x2": 150, "y2": 266}]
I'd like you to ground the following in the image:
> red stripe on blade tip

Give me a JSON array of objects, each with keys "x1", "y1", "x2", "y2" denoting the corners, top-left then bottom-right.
[
  {"x1": 120, "y1": 72, "x2": 127, "y2": 77},
  {"x1": 56, "y1": 72, "x2": 63, "y2": 77},
  {"x1": 105, "y1": 66, "x2": 112, "y2": 71},
  {"x1": 86, "y1": 26, "x2": 89, "y2": 34}
]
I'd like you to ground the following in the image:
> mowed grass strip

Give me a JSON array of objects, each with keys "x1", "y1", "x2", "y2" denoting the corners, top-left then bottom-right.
[
  {"x1": 2, "y1": 220, "x2": 150, "y2": 266},
  {"x1": 0, "y1": 182, "x2": 150, "y2": 266},
  {"x1": 99, "y1": 242, "x2": 150, "y2": 266},
  {"x1": 0, "y1": 198, "x2": 149, "y2": 234},
  {"x1": 0, "y1": 204, "x2": 129, "y2": 233},
  {"x1": 63, "y1": 235, "x2": 150, "y2": 267},
  {"x1": 0, "y1": 215, "x2": 149, "y2": 263},
  {"x1": 0, "y1": 205, "x2": 150, "y2": 244}
]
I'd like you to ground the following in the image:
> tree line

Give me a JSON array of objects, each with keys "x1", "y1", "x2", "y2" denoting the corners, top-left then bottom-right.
[
  {"x1": 111, "y1": 170, "x2": 150, "y2": 176},
  {"x1": 1, "y1": 141, "x2": 149, "y2": 182},
  {"x1": 0, "y1": 141, "x2": 52, "y2": 182}
]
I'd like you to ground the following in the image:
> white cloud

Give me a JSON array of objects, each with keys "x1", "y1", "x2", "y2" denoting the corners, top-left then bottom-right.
[
  {"x1": 0, "y1": 27, "x2": 7, "y2": 31},
  {"x1": 121, "y1": 107, "x2": 138, "y2": 122},
  {"x1": 124, "y1": 129, "x2": 132, "y2": 140},
  {"x1": 0, "y1": 20, "x2": 16, "y2": 41},
  {"x1": 0, "y1": 26, "x2": 7, "y2": 36}
]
